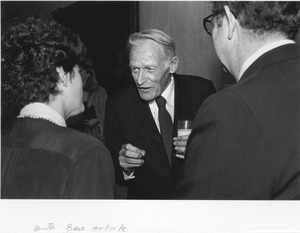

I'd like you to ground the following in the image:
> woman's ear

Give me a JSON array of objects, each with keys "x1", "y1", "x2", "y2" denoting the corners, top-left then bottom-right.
[
  {"x1": 169, "y1": 56, "x2": 179, "y2": 74},
  {"x1": 56, "y1": 67, "x2": 69, "y2": 87},
  {"x1": 224, "y1": 5, "x2": 237, "y2": 40}
]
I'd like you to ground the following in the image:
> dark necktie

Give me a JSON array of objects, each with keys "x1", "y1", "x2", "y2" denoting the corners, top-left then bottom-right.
[{"x1": 156, "y1": 96, "x2": 173, "y2": 164}]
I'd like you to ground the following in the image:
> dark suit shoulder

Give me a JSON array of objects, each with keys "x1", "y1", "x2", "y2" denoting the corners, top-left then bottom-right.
[
  {"x1": 108, "y1": 85, "x2": 136, "y2": 101},
  {"x1": 173, "y1": 73, "x2": 216, "y2": 121},
  {"x1": 174, "y1": 73, "x2": 216, "y2": 96},
  {"x1": 3, "y1": 118, "x2": 109, "y2": 161},
  {"x1": 107, "y1": 84, "x2": 143, "y2": 111},
  {"x1": 174, "y1": 73, "x2": 214, "y2": 86},
  {"x1": 46, "y1": 125, "x2": 108, "y2": 160},
  {"x1": 53, "y1": 125, "x2": 100, "y2": 145}
]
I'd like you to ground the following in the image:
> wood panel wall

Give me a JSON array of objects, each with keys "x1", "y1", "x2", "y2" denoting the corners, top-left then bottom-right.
[
  {"x1": 139, "y1": 1, "x2": 300, "y2": 91},
  {"x1": 139, "y1": 1, "x2": 226, "y2": 90}
]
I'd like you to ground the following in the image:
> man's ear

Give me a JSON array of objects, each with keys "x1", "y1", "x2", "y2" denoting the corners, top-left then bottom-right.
[
  {"x1": 56, "y1": 67, "x2": 69, "y2": 87},
  {"x1": 224, "y1": 5, "x2": 237, "y2": 40},
  {"x1": 169, "y1": 56, "x2": 179, "y2": 74}
]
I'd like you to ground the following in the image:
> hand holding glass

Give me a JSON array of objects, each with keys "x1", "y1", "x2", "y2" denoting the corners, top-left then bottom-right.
[{"x1": 175, "y1": 120, "x2": 192, "y2": 159}]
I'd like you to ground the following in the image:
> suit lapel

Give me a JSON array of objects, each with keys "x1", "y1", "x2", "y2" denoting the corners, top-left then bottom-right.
[
  {"x1": 171, "y1": 74, "x2": 185, "y2": 162},
  {"x1": 132, "y1": 92, "x2": 169, "y2": 163},
  {"x1": 173, "y1": 74, "x2": 190, "y2": 135},
  {"x1": 173, "y1": 74, "x2": 180, "y2": 133}
]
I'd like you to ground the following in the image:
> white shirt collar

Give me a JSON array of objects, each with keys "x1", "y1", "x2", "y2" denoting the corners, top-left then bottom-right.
[
  {"x1": 161, "y1": 74, "x2": 175, "y2": 110},
  {"x1": 238, "y1": 39, "x2": 295, "y2": 81},
  {"x1": 18, "y1": 102, "x2": 67, "y2": 127},
  {"x1": 149, "y1": 74, "x2": 175, "y2": 126}
]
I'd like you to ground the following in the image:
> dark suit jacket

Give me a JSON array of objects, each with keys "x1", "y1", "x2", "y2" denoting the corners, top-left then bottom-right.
[
  {"x1": 175, "y1": 44, "x2": 300, "y2": 200},
  {"x1": 1, "y1": 117, "x2": 115, "y2": 199},
  {"x1": 105, "y1": 73, "x2": 216, "y2": 199}
]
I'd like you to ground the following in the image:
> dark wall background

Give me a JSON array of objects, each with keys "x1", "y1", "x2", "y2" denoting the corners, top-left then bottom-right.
[
  {"x1": 1, "y1": 1, "x2": 75, "y2": 29},
  {"x1": 1, "y1": 1, "x2": 138, "y2": 96},
  {"x1": 52, "y1": 1, "x2": 138, "y2": 95}
]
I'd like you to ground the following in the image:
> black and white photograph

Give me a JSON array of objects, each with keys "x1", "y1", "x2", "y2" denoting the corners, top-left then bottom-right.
[{"x1": 1, "y1": 1, "x2": 300, "y2": 232}]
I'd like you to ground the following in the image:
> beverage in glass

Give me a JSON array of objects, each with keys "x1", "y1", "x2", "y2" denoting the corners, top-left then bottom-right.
[{"x1": 176, "y1": 120, "x2": 192, "y2": 159}]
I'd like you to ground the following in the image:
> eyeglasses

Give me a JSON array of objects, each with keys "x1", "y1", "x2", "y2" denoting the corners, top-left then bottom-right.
[
  {"x1": 203, "y1": 14, "x2": 214, "y2": 36},
  {"x1": 203, "y1": 11, "x2": 237, "y2": 36}
]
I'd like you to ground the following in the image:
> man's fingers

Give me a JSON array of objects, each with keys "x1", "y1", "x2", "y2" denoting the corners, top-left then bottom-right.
[
  {"x1": 175, "y1": 147, "x2": 186, "y2": 153},
  {"x1": 123, "y1": 143, "x2": 139, "y2": 152},
  {"x1": 121, "y1": 143, "x2": 145, "y2": 158},
  {"x1": 119, "y1": 143, "x2": 146, "y2": 170},
  {"x1": 119, "y1": 155, "x2": 144, "y2": 170},
  {"x1": 173, "y1": 138, "x2": 188, "y2": 147},
  {"x1": 120, "y1": 156, "x2": 144, "y2": 165}
]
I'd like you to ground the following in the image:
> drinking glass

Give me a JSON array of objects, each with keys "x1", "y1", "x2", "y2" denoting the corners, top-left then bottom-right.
[{"x1": 176, "y1": 120, "x2": 192, "y2": 159}]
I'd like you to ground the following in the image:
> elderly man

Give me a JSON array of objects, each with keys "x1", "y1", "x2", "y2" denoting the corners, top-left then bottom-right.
[
  {"x1": 105, "y1": 29, "x2": 215, "y2": 199},
  {"x1": 176, "y1": 2, "x2": 300, "y2": 199}
]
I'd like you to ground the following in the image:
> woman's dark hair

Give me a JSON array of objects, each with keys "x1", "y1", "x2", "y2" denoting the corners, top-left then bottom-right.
[
  {"x1": 1, "y1": 16, "x2": 87, "y2": 124},
  {"x1": 211, "y1": 1, "x2": 300, "y2": 39}
]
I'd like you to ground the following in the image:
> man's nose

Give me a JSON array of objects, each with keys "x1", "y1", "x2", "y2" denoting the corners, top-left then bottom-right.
[{"x1": 136, "y1": 69, "x2": 145, "y2": 85}]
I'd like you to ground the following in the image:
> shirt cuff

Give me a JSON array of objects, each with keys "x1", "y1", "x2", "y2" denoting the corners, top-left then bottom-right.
[{"x1": 123, "y1": 170, "x2": 135, "y2": 180}]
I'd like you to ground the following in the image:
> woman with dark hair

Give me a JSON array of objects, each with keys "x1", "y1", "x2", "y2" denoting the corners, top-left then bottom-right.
[{"x1": 1, "y1": 16, "x2": 115, "y2": 199}]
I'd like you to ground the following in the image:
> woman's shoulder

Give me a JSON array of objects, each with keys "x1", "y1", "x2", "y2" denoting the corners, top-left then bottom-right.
[{"x1": 46, "y1": 126, "x2": 109, "y2": 160}]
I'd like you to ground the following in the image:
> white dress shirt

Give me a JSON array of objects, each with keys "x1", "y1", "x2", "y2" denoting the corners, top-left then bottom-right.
[{"x1": 148, "y1": 75, "x2": 175, "y2": 132}]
